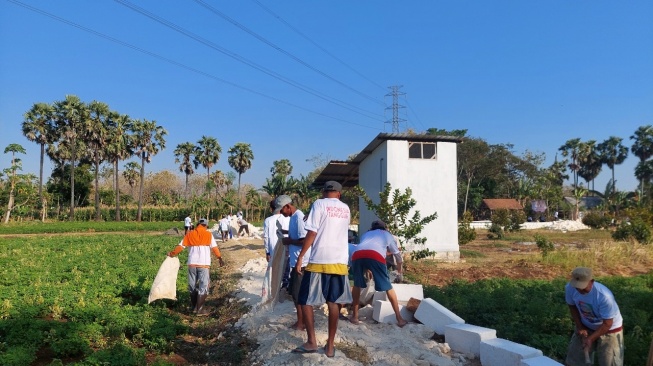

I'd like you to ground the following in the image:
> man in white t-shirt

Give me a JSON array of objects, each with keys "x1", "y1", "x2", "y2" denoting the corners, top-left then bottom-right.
[
  {"x1": 349, "y1": 220, "x2": 406, "y2": 327},
  {"x1": 184, "y1": 214, "x2": 192, "y2": 235},
  {"x1": 292, "y1": 181, "x2": 352, "y2": 357},
  {"x1": 565, "y1": 267, "x2": 624, "y2": 366},
  {"x1": 263, "y1": 199, "x2": 289, "y2": 262}
]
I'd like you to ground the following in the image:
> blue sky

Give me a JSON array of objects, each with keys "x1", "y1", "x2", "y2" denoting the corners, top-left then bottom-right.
[{"x1": 1, "y1": 0, "x2": 652, "y2": 193}]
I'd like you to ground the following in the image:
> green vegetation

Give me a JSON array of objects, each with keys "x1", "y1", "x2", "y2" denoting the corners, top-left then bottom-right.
[
  {"x1": 426, "y1": 274, "x2": 653, "y2": 366},
  {"x1": 0, "y1": 221, "x2": 180, "y2": 235},
  {"x1": 0, "y1": 232, "x2": 240, "y2": 365}
]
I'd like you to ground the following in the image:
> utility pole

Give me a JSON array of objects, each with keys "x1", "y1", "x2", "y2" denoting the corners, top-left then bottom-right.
[{"x1": 385, "y1": 85, "x2": 406, "y2": 133}]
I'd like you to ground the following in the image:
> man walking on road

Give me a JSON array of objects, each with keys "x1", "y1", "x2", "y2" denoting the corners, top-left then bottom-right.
[
  {"x1": 168, "y1": 218, "x2": 225, "y2": 315},
  {"x1": 565, "y1": 267, "x2": 624, "y2": 366},
  {"x1": 291, "y1": 181, "x2": 352, "y2": 358}
]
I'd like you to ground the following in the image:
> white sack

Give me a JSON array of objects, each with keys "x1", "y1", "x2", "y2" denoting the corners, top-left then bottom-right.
[{"x1": 148, "y1": 256, "x2": 180, "y2": 304}]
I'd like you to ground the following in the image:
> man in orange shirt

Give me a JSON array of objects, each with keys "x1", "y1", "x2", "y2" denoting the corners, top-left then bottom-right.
[{"x1": 168, "y1": 218, "x2": 225, "y2": 315}]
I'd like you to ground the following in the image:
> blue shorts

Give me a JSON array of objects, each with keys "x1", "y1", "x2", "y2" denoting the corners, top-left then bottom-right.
[
  {"x1": 298, "y1": 270, "x2": 352, "y2": 306},
  {"x1": 187, "y1": 267, "x2": 210, "y2": 295},
  {"x1": 352, "y1": 258, "x2": 392, "y2": 292}
]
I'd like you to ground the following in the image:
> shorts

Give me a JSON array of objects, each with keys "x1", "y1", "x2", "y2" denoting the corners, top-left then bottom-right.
[
  {"x1": 187, "y1": 266, "x2": 210, "y2": 295},
  {"x1": 352, "y1": 258, "x2": 392, "y2": 292},
  {"x1": 298, "y1": 270, "x2": 352, "y2": 306},
  {"x1": 289, "y1": 267, "x2": 304, "y2": 302}
]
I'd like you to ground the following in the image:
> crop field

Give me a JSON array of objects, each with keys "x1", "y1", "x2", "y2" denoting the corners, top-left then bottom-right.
[{"x1": 0, "y1": 232, "x2": 187, "y2": 365}]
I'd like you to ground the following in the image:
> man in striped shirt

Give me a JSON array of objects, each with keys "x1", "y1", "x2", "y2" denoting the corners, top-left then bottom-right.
[{"x1": 168, "y1": 218, "x2": 224, "y2": 315}]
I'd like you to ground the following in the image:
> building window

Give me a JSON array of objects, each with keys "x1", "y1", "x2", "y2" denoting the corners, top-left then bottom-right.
[{"x1": 408, "y1": 141, "x2": 436, "y2": 159}]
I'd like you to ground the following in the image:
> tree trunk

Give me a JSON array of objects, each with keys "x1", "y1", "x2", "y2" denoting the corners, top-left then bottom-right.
[
  {"x1": 114, "y1": 160, "x2": 121, "y2": 221},
  {"x1": 137, "y1": 154, "x2": 146, "y2": 222},
  {"x1": 463, "y1": 176, "x2": 472, "y2": 214},
  {"x1": 38, "y1": 142, "x2": 44, "y2": 220},
  {"x1": 3, "y1": 184, "x2": 15, "y2": 223},
  {"x1": 69, "y1": 156, "x2": 75, "y2": 221},
  {"x1": 94, "y1": 159, "x2": 101, "y2": 221}
]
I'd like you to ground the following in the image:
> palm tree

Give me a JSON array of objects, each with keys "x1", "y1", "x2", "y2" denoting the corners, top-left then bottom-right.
[
  {"x1": 630, "y1": 125, "x2": 653, "y2": 197},
  {"x1": 597, "y1": 136, "x2": 628, "y2": 196},
  {"x1": 210, "y1": 170, "x2": 227, "y2": 197},
  {"x1": 271, "y1": 159, "x2": 293, "y2": 178},
  {"x1": 3, "y1": 144, "x2": 27, "y2": 223},
  {"x1": 52, "y1": 95, "x2": 89, "y2": 220},
  {"x1": 132, "y1": 119, "x2": 167, "y2": 221},
  {"x1": 174, "y1": 142, "x2": 196, "y2": 199},
  {"x1": 227, "y1": 142, "x2": 254, "y2": 202},
  {"x1": 21, "y1": 102, "x2": 54, "y2": 218},
  {"x1": 106, "y1": 113, "x2": 133, "y2": 221},
  {"x1": 122, "y1": 161, "x2": 141, "y2": 196},
  {"x1": 558, "y1": 138, "x2": 582, "y2": 188},
  {"x1": 261, "y1": 174, "x2": 298, "y2": 196},
  {"x1": 577, "y1": 140, "x2": 602, "y2": 193},
  {"x1": 86, "y1": 101, "x2": 111, "y2": 221},
  {"x1": 194, "y1": 136, "x2": 222, "y2": 185}
]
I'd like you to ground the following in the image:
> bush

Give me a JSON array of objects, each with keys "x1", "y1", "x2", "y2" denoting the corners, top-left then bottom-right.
[
  {"x1": 582, "y1": 211, "x2": 611, "y2": 229},
  {"x1": 507, "y1": 211, "x2": 526, "y2": 232},
  {"x1": 458, "y1": 211, "x2": 476, "y2": 245},
  {"x1": 534, "y1": 234, "x2": 555, "y2": 257},
  {"x1": 487, "y1": 223, "x2": 504, "y2": 239},
  {"x1": 612, "y1": 219, "x2": 652, "y2": 244}
]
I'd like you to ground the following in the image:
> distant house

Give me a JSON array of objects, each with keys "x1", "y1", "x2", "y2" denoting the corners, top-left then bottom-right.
[
  {"x1": 564, "y1": 196, "x2": 603, "y2": 210},
  {"x1": 480, "y1": 199, "x2": 523, "y2": 220},
  {"x1": 312, "y1": 133, "x2": 463, "y2": 261}
]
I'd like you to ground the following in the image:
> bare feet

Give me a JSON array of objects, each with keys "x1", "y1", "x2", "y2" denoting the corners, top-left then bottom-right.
[
  {"x1": 289, "y1": 322, "x2": 305, "y2": 331},
  {"x1": 397, "y1": 319, "x2": 408, "y2": 328},
  {"x1": 348, "y1": 316, "x2": 360, "y2": 325}
]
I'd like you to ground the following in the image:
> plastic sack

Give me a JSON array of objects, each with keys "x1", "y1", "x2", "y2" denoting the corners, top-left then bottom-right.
[{"x1": 148, "y1": 256, "x2": 180, "y2": 304}]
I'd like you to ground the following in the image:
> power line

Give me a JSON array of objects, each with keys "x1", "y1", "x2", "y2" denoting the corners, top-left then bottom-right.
[
  {"x1": 5, "y1": 0, "x2": 381, "y2": 130},
  {"x1": 114, "y1": 0, "x2": 385, "y2": 121},
  {"x1": 405, "y1": 95, "x2": 426, "y2": 131},
  {"x1": 250, "y1": 0, "x2": 386, "y2": 92},
  {"x1": 192, "y1": 0, "x2": 385, "y2": 106}
]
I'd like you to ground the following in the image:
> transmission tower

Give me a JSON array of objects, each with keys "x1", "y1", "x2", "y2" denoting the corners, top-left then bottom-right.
[{"x1": 385, "y1": 85, "x2": 406, "y2": 133}]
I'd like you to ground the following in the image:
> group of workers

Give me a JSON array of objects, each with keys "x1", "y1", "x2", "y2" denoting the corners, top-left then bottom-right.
[{"x1": 168, "y1": 180, "x2": 625, "y2": 365}]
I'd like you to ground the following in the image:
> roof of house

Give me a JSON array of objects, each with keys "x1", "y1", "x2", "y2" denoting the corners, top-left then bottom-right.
[
  {"x1": 481, "y1": 199, "x2": 523, "y2": 210},
  {"x1": 564, "y1": 196, "x2": 603, "y2": 209},
  {"x1": 312, "y1": 133, "x2": 464, "y2": 188}
]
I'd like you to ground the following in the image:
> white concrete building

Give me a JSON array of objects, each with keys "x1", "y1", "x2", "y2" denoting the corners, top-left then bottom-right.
[{"x1": 314, "y1": 133, "x2": 461, "y2": 260}]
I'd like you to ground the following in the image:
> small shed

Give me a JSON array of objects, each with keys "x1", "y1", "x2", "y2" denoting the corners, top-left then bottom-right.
[{"x1": 480, "y1": 199, "x2": 523, "y2": 220}]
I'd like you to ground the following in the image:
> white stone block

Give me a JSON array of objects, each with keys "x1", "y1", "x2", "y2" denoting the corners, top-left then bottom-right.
[
  {"x1": 413, "y1": 298, "x2": 464, "y2": 335},
  {"x1": 372, "y1": 291, "x2": 387, "y2": 303},
  {"x1": 392, "y1": 283, "x2": 424, "y2": 302},
  {"x1": 372, "y1": 300, "x2": 414, "y2": 324},
  {"x1": 520, "y1": 356, "x2": 563, "y2": 365},
  {"x1": 480, "y1": 338, "x2": 543, "y2": 366},
  {"x1": 445, "y1": 323, "x2": 496, "y2": 356}
]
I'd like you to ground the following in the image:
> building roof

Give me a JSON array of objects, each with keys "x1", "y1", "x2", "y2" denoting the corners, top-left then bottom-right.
[
  {"x1": 312, "y1": 133, "x2": 464, "y2": 188},
  {"x1": 564, "y1": 196, "x2": 603, "y2": 209},
  {"x1": 482, "y1": 199, "x2": 523, "y2": 210}
]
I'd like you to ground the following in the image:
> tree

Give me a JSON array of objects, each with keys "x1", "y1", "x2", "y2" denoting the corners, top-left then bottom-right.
[
  {"x1": 597, "y1": 136, "x2": 628, "y2": 196},
  {"x1": 3, "y1": 144, "x2": 27, "y2": 223},
  {"x1": 261, "y1": 174, "x2": 298, "y2": 196},
  {"x1": 630, "y1": 125, "x2": 653, "y2": 198},
  {"x1": 122, "y1": 161, "x2": 140, "y2": 196},
  {"x1": 21, "y1": 102, "x2": 54, "y2": 219},
  {"x1": 577, "y1": 140, "x2": 602, "y2": 193},
  {"x1": 355, "y1": 182, "x2": 437, "y2": 260},
  {"x1": 227, "y1": 142, "x2": 254, "y2": 203},
  {"x1": 270, "y1": 159, "x2": 293, "y2": 178},
  {"x1": 132, "y1": 119, "x2": 167, "y2": 221},
  {"x1": 86, "y1": 101, "x2": 111, "y2": 221},
  {"x1": 106, "y1": 113, "x2": 133, "y2": 221},
  {"x1": 210, "y1": 170, "x2": 227, "y2": 198},
  {"x1": 194, "y1": 136, "x2": 222, "y2": 185},
  {"x1": 559, "y1": 138, "x2": 582, "y2": 188},
  {"x1": 52, "y1": 95, "x2": 89, "y2": 220},
  {"x1": 174, "y1": 142, "x2": 196, "y2": 199},
  {"x1": 634, "y1": 160, "x2": 653, "y2": 203}
]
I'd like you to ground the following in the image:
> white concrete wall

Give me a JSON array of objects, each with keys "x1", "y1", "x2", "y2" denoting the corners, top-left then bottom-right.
[{"x1": 359, "y1": 139, "x2": 460, "y2": 259}]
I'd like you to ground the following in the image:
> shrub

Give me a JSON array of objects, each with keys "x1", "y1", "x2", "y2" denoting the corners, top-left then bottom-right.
[
  {"x1": 507, "y1": 211, "x2": 526, "y2": 232},
  {"x1": 612, "y1": 219, "x2": 652, "y2": 244},
  {"x1": 458, "y1": 211, "x2": 476, "y2": 245},
  {"x1": 534, "y1": 234, "x2": 555, "y2": 257},
  {"x1": 487, "y1": 223, "x2": 504, "y2": 239},
  {"x1": 582, "y1": 211, "x2": 611, "y2": 229}
]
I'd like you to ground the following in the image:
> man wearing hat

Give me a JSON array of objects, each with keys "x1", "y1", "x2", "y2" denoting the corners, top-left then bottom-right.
[
  {"x1": 276, "y1": 194, "x2": 309, "y2": 330},
  {"x1": 292, "y1": 181, "x2": 352, "y2": 357},
  {"x1": 565, "y1": 267, "x2": 624, "y2": 366},
  {"x1": 168, "y1": 218, "x2": 225, "y2": 316},
  {"x1": 263, "y1": 199, "x2": 289, "y2": 262},
  {"x1": 349, "y1": 220, "x2": 407, "y2": 327}
]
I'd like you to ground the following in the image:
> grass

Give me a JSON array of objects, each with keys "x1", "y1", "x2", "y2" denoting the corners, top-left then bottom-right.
[
  {"x1": 0, "y1": 221, "x2": 181, "y2": 234},
  {"x1": 460, "y1": 249, "x2": 486, "y2": 258}
]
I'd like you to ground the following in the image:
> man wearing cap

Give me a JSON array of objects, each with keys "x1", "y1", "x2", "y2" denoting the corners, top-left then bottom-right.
[
  {"x1": 263, "y1": 199, "x2": 289, "y2": 262},
  {"x1": 565, "y1": 267, "x2": 624, "y2": 366},
  {"x1": 349, "y1": 220, "x2": 407, "y2": 327},
  {"x1": 292, "y1": 181, "x2": 352, "y2": 357},
  {"x1": 168, "y1": 218, "x2": 225, "y2": 316},
  {"x1": 277, "y1": 194, "x2": 310, "y2": 331}
]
